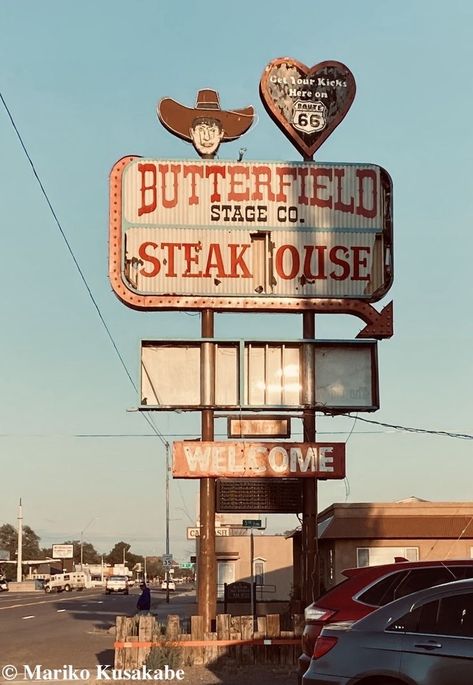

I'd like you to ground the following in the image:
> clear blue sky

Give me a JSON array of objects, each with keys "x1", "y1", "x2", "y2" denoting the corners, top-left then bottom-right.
[{"x1": 1, "y1": 1, "x2": 472, "y2": 561}]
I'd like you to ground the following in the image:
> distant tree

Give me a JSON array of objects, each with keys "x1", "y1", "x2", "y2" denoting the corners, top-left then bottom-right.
[
  {"x1": 106, "y1": 541, "x2": 141, "y2": 569},
  {"x1": 144, "y1": 556, "x2": 164, "y2": 580},
  {"x1": 0, "y1": 523, "x2": 41, "y2": 559}
]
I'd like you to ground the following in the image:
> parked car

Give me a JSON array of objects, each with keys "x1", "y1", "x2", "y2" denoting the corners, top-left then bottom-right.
[
  {"x1": 0, "y1": 578, "x2": 8, "y2": 592},
  {"x1": 160, "y1": 579, "x2": 176, "y2": 591},
  {"x1": 299, "y1": 558, "x2": 473, "y2": 681},
  {"x1": 105, "y1": 575, "x2": 129, "y2": 594},
  {"x1": 303, "y1": 577, "x2": 473, "y2": 685}
]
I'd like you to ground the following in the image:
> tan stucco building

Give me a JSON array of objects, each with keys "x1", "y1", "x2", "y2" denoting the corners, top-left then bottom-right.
[{"x1": 294, "y1": 498, "x2": 473, "y2": 595}]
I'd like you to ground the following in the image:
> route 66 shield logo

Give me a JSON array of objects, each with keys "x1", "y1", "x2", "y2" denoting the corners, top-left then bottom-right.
[{"x1": 292, "y1": 100, "x2": 327, "y2": 134}]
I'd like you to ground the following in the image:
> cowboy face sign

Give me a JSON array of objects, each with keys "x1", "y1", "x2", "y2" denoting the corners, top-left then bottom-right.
[
  {"x1": 158, "y1": 89, "x2": 255, "y2": 159},
  {"x1": 189, "y1": 117, "x2": 224, "y2": 157}
]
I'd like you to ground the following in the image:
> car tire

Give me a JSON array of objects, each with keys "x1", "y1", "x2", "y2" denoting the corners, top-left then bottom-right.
[
  {"x1": 45, "y1": 586, "x2": 51, "y2": 593},
  {"x1": 106, "y1": 590, "x2": 111, "y2": 595},
  {"x1": 64, "y1": 584, "x2": 71, "y2": 592}
]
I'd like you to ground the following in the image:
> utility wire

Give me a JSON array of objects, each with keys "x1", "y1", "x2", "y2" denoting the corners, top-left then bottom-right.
[
  {"x1": 341, "y1": 414, "x2": 473, "y2": 441},
  {"x1": 0, "y1": 90, "x2": 168, "y2": 449}
]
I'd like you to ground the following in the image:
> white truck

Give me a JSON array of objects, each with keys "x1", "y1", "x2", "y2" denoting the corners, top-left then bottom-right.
[
  {"x1": 44, "y1": 572, "x2": 86, "y2": 593},
  {"x1": 105, "y1": 575, "x2": 129, "y2": 594}
]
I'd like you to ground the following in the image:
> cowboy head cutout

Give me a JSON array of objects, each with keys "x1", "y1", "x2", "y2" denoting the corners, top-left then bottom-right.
[{"x1": 158, "y1": 89, "x2": 255, "y2": 158}]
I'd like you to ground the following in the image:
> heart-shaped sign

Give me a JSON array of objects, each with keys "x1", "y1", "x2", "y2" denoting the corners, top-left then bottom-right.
[{"x1": 259, "y1": 57, "x2": 356, "y2": 160}]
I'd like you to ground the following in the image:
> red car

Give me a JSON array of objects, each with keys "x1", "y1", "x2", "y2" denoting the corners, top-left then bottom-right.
[{"x1": 298, "y1": 558, "x2": 473, "y2": 682}]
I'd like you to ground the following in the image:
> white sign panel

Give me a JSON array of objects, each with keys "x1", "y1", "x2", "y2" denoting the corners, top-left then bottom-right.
[
  {"x1": 52, "y1": 544, "x2": 74, "y2": 559},
  {"x1": 140, "y1": 339, "x2": 378, "y2": 412},
  {"x1": 110, "y1": 158, "x2": 392, "y2": 310}
]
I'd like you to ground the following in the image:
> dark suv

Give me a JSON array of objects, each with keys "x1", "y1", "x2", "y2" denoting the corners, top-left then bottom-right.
[{"x1": 298, "y1": 558, "x2": 473, "y2": 681}]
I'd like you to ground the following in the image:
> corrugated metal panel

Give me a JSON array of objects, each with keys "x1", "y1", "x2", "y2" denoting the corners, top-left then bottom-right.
[
  {"x1": 124, "y1": 226, "x2": 382, "y2": 299},
  {"x1": 122, "y1": 159, "x2": 384, "y2": 230}
]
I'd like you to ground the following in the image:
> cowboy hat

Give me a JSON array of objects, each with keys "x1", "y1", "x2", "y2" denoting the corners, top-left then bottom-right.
[{"x1": 158, "y1": 89, "x2": 255, "y2": 143}]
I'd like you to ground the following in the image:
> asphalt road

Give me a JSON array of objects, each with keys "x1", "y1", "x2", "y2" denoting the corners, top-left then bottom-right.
[{"x1": 0, "y1": 586, "x2": 196, "y2": 672}]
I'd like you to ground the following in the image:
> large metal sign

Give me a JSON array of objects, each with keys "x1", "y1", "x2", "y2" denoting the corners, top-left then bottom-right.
[
  {"x1": 140, "y1": 338, "x2": 379, "y2": 412},
  {"x1": 173, "y1": 441, "x2": 345, "y2": 478},
  {"x1": 109, "y1": 157, "x2": 393, "y2": 311}
]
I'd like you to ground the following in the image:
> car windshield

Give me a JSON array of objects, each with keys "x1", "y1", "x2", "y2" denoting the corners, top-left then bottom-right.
[{"x1": 110, "y1": 576, "x2": 127, "y2": 581}]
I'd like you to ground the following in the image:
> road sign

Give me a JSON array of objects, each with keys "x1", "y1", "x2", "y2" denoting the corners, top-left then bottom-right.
[
  {"x1": 162, "y1": 553, "x2": 173, "y2": 567},
  {"x1": 186, "y1": 527, "x2": 230, "y2": 539},
  {"x1": 242, "y1": 519, "x2": 262, "y2": 528},
  {"x1": 180, "y1": 562, "x2": 193, "y2": 569}
]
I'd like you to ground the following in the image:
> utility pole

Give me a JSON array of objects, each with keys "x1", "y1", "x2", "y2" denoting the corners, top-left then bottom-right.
[
  {"x1": 302, "y1": 312, "x2": 318, "y2": 606},
  {"x1": 17, "y1": 498, "x2": 23, "y2": 583},
  {"x1": 165, "y1": 443, "x2": 170, "y2": 604},
  {"x1": 197, "y1": 309, "x2": 217, "y2": 630}
]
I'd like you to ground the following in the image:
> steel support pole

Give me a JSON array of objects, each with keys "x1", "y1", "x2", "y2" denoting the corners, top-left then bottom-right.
[
  {"x1": 302, "y1": 312, "x2": 318, "y2": 607},
  {"x1": 198, "y1": 309, "x2": 217, "y2": 630}
]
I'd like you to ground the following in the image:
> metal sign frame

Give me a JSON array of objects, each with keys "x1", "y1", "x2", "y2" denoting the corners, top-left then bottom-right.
[{"x1": 139, "y1": 338, "x2": 379, "y2": 413}]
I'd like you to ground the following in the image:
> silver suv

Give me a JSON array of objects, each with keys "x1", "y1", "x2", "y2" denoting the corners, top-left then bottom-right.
[{"x1": 105, "y1": 575, "x2": 129, "y2": 594}]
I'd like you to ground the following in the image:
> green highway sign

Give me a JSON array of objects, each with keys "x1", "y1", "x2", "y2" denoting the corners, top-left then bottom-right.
[
  {"x1": 242, "y1": 519, "x2": 262, "y2": 528},
  {"x1": 180, "y1": 562, "x2": 193, "y2": 569}
]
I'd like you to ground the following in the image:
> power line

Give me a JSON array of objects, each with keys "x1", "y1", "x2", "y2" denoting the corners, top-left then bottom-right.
[
  {"x1": 0, "y1": 90, "x2": 168, "y2": 450},
  {"x1": 341, "y1": 414, "x2": 473, "y2": 441}
]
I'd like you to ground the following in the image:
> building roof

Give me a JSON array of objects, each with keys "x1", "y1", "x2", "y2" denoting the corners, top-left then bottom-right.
[{"x1": 319, "y1": 515, "x2": 473, "y2": 540}]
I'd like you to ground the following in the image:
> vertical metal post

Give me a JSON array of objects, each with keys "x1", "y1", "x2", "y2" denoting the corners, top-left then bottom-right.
[
  {"x1": 17, "y1": 498, "x2": 23, "y2": 583},
  {"x1": 198, "y1": 309, "x2": 217, "y2": 630},
  {"x1": 165, "y1": 442, "x2": 170, "y2": 604},
  {"x1": 302, "y1": 312, "x2": 318, "y2": 607},
  {"x1": 250, "y1": 529, "x2": 255, "y2": 622}
]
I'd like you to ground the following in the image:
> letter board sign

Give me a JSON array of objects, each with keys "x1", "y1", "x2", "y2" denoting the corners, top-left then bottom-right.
[{"x1": 216, "y1": 478, "x2": 303, "y2": 514}]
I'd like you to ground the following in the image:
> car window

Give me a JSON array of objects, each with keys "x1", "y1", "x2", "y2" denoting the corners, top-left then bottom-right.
[
  {"x1": 388, "y1": 593, "x2": 473, "y2": 637},
  {"x1": 392, "y1": 567, "x2": 454, "y2": 599},
  {"x1": 357, "y1": 571, "x2": 408, "y2": 606},
  {"x1": 447, "y1": 566, "x2": 473, "y2": 580}
]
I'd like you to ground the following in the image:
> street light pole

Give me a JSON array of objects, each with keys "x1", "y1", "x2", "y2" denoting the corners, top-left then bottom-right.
[
  {"x1": 80, "y1": 517, "x2": 97, "y2": 572},
  {"x1": 165, "y1": 442, "x2": 170, "y2": 604},
  {"x1": 17, "y1": 498, "x2": 23, "y2": 583}
]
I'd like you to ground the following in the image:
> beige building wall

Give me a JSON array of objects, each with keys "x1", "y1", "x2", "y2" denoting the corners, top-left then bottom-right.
[
  {"x1": 215, "y1": 534, "x2": 293, "y2": 601},
  {"x1": 318, "y1": 500, "x2": 473, "y2": 589},
  {"x1": 324, "y1": 538, "x2": 473, "y2": 587}
]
